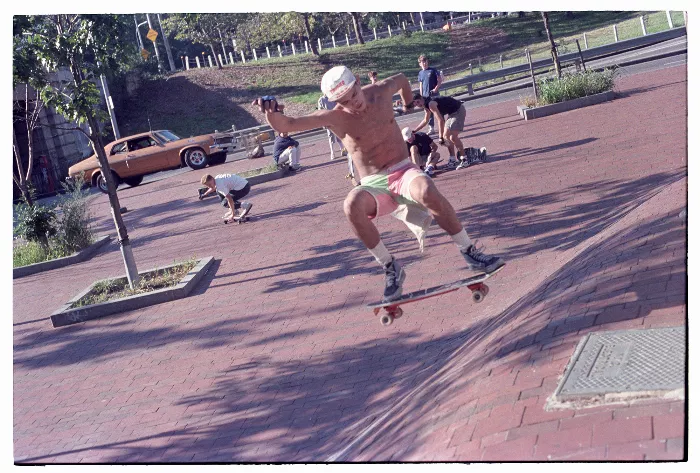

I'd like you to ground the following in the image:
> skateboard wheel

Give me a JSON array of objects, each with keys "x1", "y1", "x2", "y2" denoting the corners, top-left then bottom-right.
[
  {"x1": 482, "y1": 284, "x2": 490, "y2": 296},
  {"x1": 224, "y1": 220, "x2": 229, "y2": 225},
  {"x1": 392, "y1": 307, "x2": 403, "y2": 319},
  {"x1": 380, "y1": 313, "x2": 394, "y2": 326},
  {"x1": 472, "y1": 290, "x2": 485, "y2": 303}
]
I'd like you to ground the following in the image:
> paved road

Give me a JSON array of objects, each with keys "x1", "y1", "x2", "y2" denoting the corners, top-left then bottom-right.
[{"x1": 13, "y1": 64, "x2": 686, "y2": 462}]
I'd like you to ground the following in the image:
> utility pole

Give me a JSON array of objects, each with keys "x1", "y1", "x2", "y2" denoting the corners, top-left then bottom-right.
[
  {"x1": 99, "y1": 72, "x2": 120, "y2": 139},
  {"x1": 157, "y1": 14, "x2": 176, "y2": 71},
  {"x1": 146, "y1": 14, "x2": 163, "y2": 71},
  {"x1": 133, "y1": 15, "x2": 145, "y2": 54}
]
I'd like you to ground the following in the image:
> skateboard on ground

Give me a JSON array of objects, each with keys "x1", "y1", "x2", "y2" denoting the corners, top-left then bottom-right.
[
  {"x1": 224, "y1": 215, "x2": 252, "y2": 225},
  {"x1": 367, "y1": 265, "x2": 504, "y2": 326},
  {"x1": 464, "y1": 147, "x2": 487, "y2": 165}
]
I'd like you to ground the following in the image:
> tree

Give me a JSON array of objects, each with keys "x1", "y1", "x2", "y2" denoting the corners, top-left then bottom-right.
[
  {"x1": 349, "y1": 13, "x2": 365, "y2": 45},
  {"x1": 160, "y1": 14, "x2": 224, "y2": 69},
  {"x1": 16, "y1": 14, "x2": 141, "y2": 287},
  {"x1": 12, "y1": 84, "x2": 45, "y2": 206},
  {"x1": 301, "y1": 13, "x2": 319, "y2": 55},
  {"x1": 541, "y1": 12, "x2": 562, "y2": 79}
]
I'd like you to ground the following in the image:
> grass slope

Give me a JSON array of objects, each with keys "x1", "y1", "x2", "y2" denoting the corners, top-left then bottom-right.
[{"x1": 114, "y1": 11, "x2": 681, "y2": 137}]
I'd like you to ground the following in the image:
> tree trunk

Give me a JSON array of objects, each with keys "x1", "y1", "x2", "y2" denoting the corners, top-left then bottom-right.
[
  {"x1": 541, "y1": 12, "x2": 562, "y2": 79},
  {"x1": 209, "y1": 43, "x2": 222, "y2": 69},
  {"x1": 13, "y1": 124, "x2": 33, "y2": 205},
  {"x1": 86, "y1": 114, "x2": 140, "y2": 288},
  {"x1": 409, "y1": 12, "x2": 416, "y2": 25},
  {"x1": 350, "y1": 13, "x2": 365, "y2": 44},
  {"x1": 302, "y1": 13, "x2": 319, "y2": 55}
]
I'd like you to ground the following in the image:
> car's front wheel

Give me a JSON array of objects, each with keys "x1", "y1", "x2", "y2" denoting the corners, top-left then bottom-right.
[
  {"x1": 123, "y1": 175, "x2": 144, "y2": 187},
  {"x1": 95, "y1": 171, "x2": 120, "y2": 194},
  {"x1": 184, "y1": 148, "x2": 209, "y2": 170}
]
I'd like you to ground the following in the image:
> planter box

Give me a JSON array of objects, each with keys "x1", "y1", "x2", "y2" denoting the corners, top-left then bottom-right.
[
  {"x1": 50, "y1": 256, "x2": 215, "y2": 328},
  {"x1": 13, "y1": 235, "x2": 112, "y2": 279},
  {"x1": 244, "y1": 168, "x2": 287, "y2": 186},
  {"x1": 517, "y1": 90, "x2": 616, "y2": 120}
]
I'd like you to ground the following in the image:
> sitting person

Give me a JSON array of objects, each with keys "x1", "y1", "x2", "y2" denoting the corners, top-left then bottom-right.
[
  {"x1": 199, "y1": 173, "x2": 253, "y2": 222},
  {"x1": 272, "y1": 131, "x2": 301, "y2": 171},
  {"x1": 402, "y1": 127, "x2": 441, "y2": 177}
]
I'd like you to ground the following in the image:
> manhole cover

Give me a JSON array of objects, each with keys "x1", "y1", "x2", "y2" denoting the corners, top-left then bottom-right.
[{"x1": 554, "y1": 326, "x2": 686, "y2": 401}]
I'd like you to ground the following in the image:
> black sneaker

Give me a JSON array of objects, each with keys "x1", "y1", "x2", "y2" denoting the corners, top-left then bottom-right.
[
  {"x1": 382, "y1": 257, "x2": 406, "y2": 302},
  {"x1": 461, "y1": 245, "x2": 505, "y2": 273}
]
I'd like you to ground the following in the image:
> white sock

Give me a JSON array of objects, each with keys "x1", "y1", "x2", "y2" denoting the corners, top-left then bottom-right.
[
  {"x1": 368, "y1": 241, "x2": 393, "y2": 266},
  {"x1": 451, "y1": 228, "x2": 473, "y2": 252}
]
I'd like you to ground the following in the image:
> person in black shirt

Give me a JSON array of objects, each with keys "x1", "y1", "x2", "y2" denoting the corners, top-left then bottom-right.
[
  {"x1": 412, "y1": 93, "x2": 468, "y2": 169},
  {"x1": 272, "y1": 132, "x2": 301, "y2": 171},
  {"x1": 402, "y1": 127, "x2": 441, "y2": 177}
]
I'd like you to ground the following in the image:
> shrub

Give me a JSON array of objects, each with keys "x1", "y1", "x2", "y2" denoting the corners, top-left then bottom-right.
[
  {"x1": 54, "y1": 174, "x2": 94, "y2": 252},
  {"x1": 537, "y1": 67, "x2": 618, "y2": 105},
  {"x1": 13, "y1": 240, "x2": 71, "y2": 268},
  {"x1": 14, "y1": 200, "x2": 57, "y2": 249}
]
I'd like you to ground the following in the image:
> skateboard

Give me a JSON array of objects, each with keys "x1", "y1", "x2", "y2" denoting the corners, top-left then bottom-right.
[
  {"x1": 367, "y1": 265, "x2": 504, "y2": 326},
  {"x1": 464, "y1": 147, "x2": 487, "y2": 165},
  {"x1": 223, "y1": 215, "x2": 252, "y2": 225}
]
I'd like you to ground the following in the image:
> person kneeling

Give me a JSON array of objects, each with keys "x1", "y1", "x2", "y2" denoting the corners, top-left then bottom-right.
[
  {"x1": 402, "y1": 127, "x2": 441, "y2": 177},
  {"x1": 200, "y1": 173, "x2": 253, "y2": 222},
  {"x1": 272, "y1": 132, "x2": 302, "y2": 171}
]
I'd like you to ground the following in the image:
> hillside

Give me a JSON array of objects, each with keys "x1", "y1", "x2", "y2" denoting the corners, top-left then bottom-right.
[{"x1": 112, "y1": 11, "x2": 665, "y2": 137}]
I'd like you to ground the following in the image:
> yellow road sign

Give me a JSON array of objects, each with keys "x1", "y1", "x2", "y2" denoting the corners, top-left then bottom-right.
[
  {"x1": 141, "y1": 48, "x2": 150, "y2": 60},
  {"x1": 146, "y1": 28, "x2": 158, "y2": 42}
]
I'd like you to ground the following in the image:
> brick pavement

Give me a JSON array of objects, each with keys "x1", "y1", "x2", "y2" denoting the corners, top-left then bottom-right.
[{"x1": 13, "y1": 65, "x2": 687, "y2": 462}]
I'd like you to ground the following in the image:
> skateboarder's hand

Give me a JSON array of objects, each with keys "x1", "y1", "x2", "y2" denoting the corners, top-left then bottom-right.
[
  {"x1": 438, "y1": 137, "x2": 445, "y2": 145},
  {"x1": 252, "y1": 96, "x2": 283, "y2": 113}
]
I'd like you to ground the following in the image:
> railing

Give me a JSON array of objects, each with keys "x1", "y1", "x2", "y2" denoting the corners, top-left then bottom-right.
[{"x1": 219, "y1": 24, "x2": 686, "y2": 152}]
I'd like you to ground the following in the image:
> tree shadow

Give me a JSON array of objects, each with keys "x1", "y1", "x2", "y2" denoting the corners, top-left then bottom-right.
[
  {"x1": 15, "y1": 180, "x2": 687, "y2": 463},
  {"x1": 456, "y1": 170, "x2": 685, "y2": 260}
]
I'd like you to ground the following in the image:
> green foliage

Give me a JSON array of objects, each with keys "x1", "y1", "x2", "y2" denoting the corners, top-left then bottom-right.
[
  {"x1": 54, "y1": 174, "x2": 94, "y2": 253},
  {"x1": 12, "y1": 240, "x2": 72, "y2": 268},
  {"x1": 537, "y1": 68, "x2": 618, "y2": 105},
  {"x1": 14, "y1": 200, "x2": 57, "y2": 246},
  {"x1": 15, "y1": 15, "x2": 135, "y2": 128}
]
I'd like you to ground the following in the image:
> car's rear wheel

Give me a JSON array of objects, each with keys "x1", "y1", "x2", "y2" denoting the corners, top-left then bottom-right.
[
  {"x1": 95, "y1": 171, "x2": 120, "y2": 194},
  {"x1": 184, "y1": 148, "x2": 209, "y2": 170},
  {"x1": 123, "y1": 176, "x2": 144, "y2": 187}
]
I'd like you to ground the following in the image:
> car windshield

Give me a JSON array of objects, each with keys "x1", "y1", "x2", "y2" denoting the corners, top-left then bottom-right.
[{"x1": 154, "y1": 130, "x2": 181, "y2": 143}]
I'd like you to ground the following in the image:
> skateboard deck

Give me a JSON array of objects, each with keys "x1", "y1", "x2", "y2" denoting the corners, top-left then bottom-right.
[
  {"x1": 223, "y1": 215, "x2": 252, "y2": 225},
  {"x1": 367, "y1": 264, "x2": 504, "y2": 326}
]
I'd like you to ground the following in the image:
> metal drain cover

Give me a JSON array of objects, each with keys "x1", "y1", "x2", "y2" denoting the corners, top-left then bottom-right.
[{"x1": 554, "y1": 326, "x2": 686, "y2": 401}]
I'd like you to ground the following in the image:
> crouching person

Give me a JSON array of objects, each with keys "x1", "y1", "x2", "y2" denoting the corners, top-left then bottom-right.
[
  {"x1": 402, "y1": 127, "x2": 441, "y2": 177},
  {"x1": 272, "y1": 131, "x2": 301, "y2": 171},
  {"x1": 200, "y1": 173, "x2": 253, "y2": 222}
]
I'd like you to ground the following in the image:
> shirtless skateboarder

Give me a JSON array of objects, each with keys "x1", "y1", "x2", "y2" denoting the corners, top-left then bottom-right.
[{"x1": 253, "y1": 65, "x2": 504, "y2": 302}]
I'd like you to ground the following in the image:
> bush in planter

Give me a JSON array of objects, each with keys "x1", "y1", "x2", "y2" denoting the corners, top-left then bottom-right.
[
  {"x1": 537, "y1": 67, "x2": 618, "y2": 106},
  {"x1": 54, "y1": 174, "x2": 94, "y2": 252}
]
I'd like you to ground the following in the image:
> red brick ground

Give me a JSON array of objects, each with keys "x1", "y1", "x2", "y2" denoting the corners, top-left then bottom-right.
[{"x1": 13, "y1": 65, "x2": 687, "y2": 462}]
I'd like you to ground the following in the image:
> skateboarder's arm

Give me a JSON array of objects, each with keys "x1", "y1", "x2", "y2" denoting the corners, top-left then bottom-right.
[{"x1": 253, "y1": 97, "x2": 337, "y2": 134}]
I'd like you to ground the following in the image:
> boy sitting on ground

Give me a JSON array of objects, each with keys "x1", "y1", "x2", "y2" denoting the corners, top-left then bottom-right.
[{"x1": 272, "y1": 131, "x2": 302, "y2": 171}]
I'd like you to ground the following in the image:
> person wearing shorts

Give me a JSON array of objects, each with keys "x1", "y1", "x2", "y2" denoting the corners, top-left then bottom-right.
[
  {"x1": 200, "y1": 173, "x2": 253, "y2": 221},
  {"x1": 253, "y1": 65, "x2": 504, "y2": 302},
  {"x1": 412, "y1": 93, "x2": 467, "y2": 169}
]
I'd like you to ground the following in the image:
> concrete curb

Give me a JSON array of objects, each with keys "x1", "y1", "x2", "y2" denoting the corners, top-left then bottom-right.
[
  {"x1": 245, "y1": 168, "x2": 287, "y2": 186},
  {"x1": 517, "y1": 90, "x2": 616, "y2": 120},
  {"x1": 13, "y1": 235, "x2": 112, "y2": 279},
  {"x1": 50, "y1": 256, "x2": 215, "y2": 328}
]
